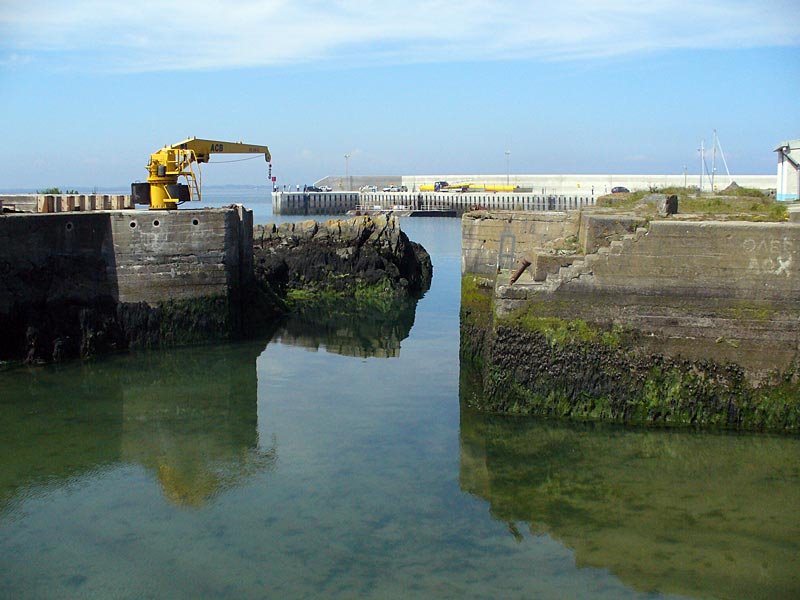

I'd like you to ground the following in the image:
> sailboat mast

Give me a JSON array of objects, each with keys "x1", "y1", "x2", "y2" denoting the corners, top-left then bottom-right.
[{"x1": 711, "y1": 130, "x2": 717, "y2": 192}]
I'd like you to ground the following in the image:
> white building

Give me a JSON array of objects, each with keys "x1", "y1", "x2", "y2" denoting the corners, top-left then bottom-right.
[{"x1": 775, "y1": 139, "x2": 800, "y2": 201}]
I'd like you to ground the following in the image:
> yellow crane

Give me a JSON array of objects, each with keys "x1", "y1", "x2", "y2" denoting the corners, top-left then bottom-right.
[{"x1": 132, "y1": 137, "x2": 272, "y2": 210}]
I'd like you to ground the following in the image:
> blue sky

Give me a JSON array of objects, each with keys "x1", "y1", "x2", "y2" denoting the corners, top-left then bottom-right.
[{"x1": 1, "y1": 1, "x2": 798, "y2": 191}]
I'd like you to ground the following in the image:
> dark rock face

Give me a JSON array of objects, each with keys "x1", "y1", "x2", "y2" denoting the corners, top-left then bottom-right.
[
  {"x1": 2, "y1": 296, "x2": 242, "y2": 365},
  {"x1": 14, "y1": 302, "x2": 123, "y2": 364},
  {"x1": 253, "y1": 215, "x2": 433, "y2": 300}
]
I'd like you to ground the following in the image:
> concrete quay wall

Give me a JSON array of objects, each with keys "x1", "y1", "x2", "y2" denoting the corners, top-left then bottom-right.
[
  {"x1": 464, "y1": 210, "x2": 800, "y2": 300},
  {"x1": 0, "y1": 207, "x2": 254, "y2": 362},
  {"x1": 462, "y1": 211, "x2": 582, "y2": 275},
  {"x1": 313, "y1": 175, "x2": 401, "y2": 191},
  {"x1": 404, "y1": 174, "x2": 775, "y2": 196},
  {"x1": 272, "y1": 191, "x2": 359, "y2": 215},
  {"x1": 109, "y1": 209, "x2": 252, "y2": 303},
  {"x1": 561, "y1": 220, "x2": 800, "y2": 301},
  {"x1": 464, "y1": 210, "x2": 800, "y2": 375},
  {"x1": 461, "y1": 210, "x2": 800, "y2": 429}
]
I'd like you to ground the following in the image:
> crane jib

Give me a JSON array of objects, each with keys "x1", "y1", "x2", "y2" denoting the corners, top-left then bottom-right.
[{"x1": 139, "y1": 137, "x2": 270, "y2": 209}]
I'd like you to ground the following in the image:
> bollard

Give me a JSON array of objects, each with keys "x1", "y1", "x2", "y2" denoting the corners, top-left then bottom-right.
[{"x1": 37, "y1": 195, "x2": 54, "y2": 213}]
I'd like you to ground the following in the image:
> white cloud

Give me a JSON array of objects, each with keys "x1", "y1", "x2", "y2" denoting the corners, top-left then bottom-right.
[
  {"x1": 0, "y1": 52, "x2": 32, "y2": 67},
  {"x1": 0, "y1": 0, "x2": 797, "y2": 72}
]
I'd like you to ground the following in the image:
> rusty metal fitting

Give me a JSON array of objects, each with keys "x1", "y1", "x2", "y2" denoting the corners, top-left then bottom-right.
[{"x1": 509, "y1": 259, "x2": 532, "y2": 285}]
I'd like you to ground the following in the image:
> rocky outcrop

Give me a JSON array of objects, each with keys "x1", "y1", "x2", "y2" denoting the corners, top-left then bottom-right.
[{"x1": 253, "y1": 215, "x2": 432, "y2": 307}]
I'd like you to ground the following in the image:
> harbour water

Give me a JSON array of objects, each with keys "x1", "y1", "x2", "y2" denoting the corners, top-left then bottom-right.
[{"x1": 1, "y1": 188, "x2": 798, "y2": 599}]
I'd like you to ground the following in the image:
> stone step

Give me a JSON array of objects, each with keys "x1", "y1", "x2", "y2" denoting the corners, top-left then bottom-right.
[{"x1": 560, "y1": 265, "x2": 580, "y2": 279}]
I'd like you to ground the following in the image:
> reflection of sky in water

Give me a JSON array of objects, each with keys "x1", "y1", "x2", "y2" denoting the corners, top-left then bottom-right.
[{"x1": 0, "y1": 195, "x2": 797, "y2": 599}]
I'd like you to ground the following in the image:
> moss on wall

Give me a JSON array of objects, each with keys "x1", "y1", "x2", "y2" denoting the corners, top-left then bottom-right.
[{"x1": 461, "y1": 279, "x2": 800, "y2": 433}]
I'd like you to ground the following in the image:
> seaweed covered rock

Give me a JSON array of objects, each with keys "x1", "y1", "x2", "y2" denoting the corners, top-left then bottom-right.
[
  {"x1": 459, "y1": 299, "x2": 800, "y2": 433},
  {"x1": 253, "y1": 215, "x2": 432, "y2": 310}
]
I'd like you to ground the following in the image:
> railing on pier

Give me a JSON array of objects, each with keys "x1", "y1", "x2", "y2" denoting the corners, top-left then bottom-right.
[{"x1": 272, "y1": 191, "x2": 597, "y2": 216}]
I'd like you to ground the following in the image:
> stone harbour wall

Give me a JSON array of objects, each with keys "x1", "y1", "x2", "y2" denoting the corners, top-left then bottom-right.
[
  {"x1": 461, "y1": 209, "x2": 800, "y2": 431},
  {"x1": 462, "y1": 210, "x2": 581, "y2": 274},
  {"x1": 560, "y1": 220, "x2": 800, "y2": 301},
  {"x1": 0, "y1": 207, "x2": 256, "y2": 363}
]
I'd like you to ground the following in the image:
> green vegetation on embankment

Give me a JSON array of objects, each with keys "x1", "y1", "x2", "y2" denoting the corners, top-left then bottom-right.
[
  {"x1": 597, "y1": 186, "x2": 788, "y2": 221},
  {"x1": 36, "y1": 187, "x2": 79, "y2": 194}
]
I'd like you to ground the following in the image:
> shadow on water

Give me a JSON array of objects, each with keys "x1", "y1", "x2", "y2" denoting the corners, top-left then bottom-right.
[
  {"x1": 459, "y1": 361, "x2": 800, "y2": 600},
  {"x1": 270, "y1": 296, "x2": 420, "y2": 359},
  {"x1": 0, "y1": 340, "x2": 276, "y2": 512}
]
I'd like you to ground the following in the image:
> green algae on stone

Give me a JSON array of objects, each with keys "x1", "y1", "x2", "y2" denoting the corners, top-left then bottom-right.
[{"x1": 461, "y1": 306, "x2": 800, "y2": 433}]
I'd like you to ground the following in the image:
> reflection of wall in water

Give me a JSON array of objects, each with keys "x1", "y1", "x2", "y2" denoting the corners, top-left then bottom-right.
[
  {"x1": 0, "y1": 341, "x2": 274, "y2": 512},
  {"x1": 273, "y1": 298, "x2": 419, "y2": 359},
  {"x1": 0, "y1": 371, "x2": 125, "y2": 515},
  {"x1": 458, "y1": 401, "x2": 800, "y2": 600}
]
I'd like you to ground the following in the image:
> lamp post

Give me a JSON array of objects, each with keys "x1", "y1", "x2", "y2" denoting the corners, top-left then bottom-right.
[
  {"x1": 505, "y1": 150, "x2": 511, "y2": 186},
  {"x1": 344, "y1": 153, "x2": 351, "y2": 191}
]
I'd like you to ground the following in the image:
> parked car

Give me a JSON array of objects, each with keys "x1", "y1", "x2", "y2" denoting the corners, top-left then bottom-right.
[
  {"x1": 611, "y1": 186, "x2": 630, "y2": 194},
  {"x1": 319, "y1": 185, "x2": 332, "y2": 192},
  {"x1": 306, "y1": 185, "x2": 322, "y2": 192}
]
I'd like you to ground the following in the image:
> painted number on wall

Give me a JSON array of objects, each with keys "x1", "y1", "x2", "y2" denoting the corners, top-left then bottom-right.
[{"x1": 743, "y1": 237, "x2": 793, "y2": 277}]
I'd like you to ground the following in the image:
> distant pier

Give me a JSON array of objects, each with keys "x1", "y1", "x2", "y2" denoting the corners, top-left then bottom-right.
[{"x1": 272, "y1": 191, "x2": 597, "y2": 216}]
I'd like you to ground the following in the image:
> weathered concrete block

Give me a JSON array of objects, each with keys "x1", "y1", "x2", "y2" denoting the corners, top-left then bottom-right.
[
  {"x1": 638, "y1": 193, "x2": 679, "y2": 216},
  {"x1": 579, "y1": 213, "x2": 646, "y2": 254},
  {"x1": 462, "y1": 210, "x2": 580, "y2": 275},
  {"x1": 532, "y1": 252, "x2": 580, "y2": 281},
  {"x1": 37, "y1": 196, "x2": 54, "y2": 213}
]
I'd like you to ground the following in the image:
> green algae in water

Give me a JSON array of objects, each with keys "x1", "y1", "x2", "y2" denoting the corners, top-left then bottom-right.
[{"x1": 459, "y1": 407, "x2": 800, "y2": 600}]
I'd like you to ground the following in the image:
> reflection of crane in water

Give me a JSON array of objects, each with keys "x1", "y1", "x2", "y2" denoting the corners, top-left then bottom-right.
[
  {"x1": 120, "y1": 341, "x2": 278, "y2": 508},
  {"x1": 155, "y1": 440, "x2": 277, "y2": 508}
]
